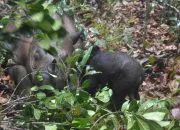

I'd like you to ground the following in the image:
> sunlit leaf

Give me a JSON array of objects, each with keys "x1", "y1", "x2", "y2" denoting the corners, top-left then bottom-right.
[
  {"x1": 45, "y1": 124, "x2": 57, "y2": 130},
  {"x1": 80, "y1": 46, "x2": 93, "y2": 68},
  {"x1": 99, "y1": 125, "x2": 107, "y2": 130},
  {"x1": 107, "y1": 114, "x2": 120, "y2": 130},
  {"x1": 72, "y1": 118, "x2": 91, "y2": 129},
  {"x1": 135, "y1": 115, "x2": 150, "y2": 130},
  {"x1": 143, "y1": 112, "x2": 166, "y2": 121},
  {"x1": 31, "y1": 86, "x2": 39, "y2": 92},
  {"x1": 157, "y1": 121, "x2": 170, "y2": 127},
  {"x1": 148, "y1": 120, "x2": 163, "y2": 130},
  {"x1": 126, "y1": 113, "x2": 136, "y2": 130},
  {"x1": 33, "y1": 108, "x2": 42, "y2": 120},
  {"x1": 87, "y1": 110, "x2": 95, "y2": 117},
  {"x1": 31, "y1": 12, "x2": 44, "y2": 22},
  {"x1": 39, "y1": 85, "x2": 55, "y2": 91},
  {"x1": 44, "y1": 97, "x2": 57, "y2": 109},
  {"x1": 138, "y1": 98, "x2": 159, "y2": 112},
  {"x1": 39, "y1": 20, "x2": 52, "y2": 32},
  {"x1": 36, "y1": 33, "x2": 51, "y2": 50},
  {"x1": 52, "y1": 20, "x2": 62, "y2": 31},
  {"x1": 148, "y1": 56, "x2": 157, "y2": 65},
  {"x1": 95, "y1": 87, "x2": 112, "y2": 103},
  {"x1": 121, "y1": 101, "x2": 130, "y2": 112},
  {"x1": 36, "y1": 92, "x2": 46, "y2": 100}
]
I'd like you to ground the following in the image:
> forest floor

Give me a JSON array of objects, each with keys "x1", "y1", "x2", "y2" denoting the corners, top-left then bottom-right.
[
  {"x1": 0, "y1": 0, "x2": 179, "y2": 104},
  {"x1": 74, "y1": 0, "x2": 180, "y2": 102}
]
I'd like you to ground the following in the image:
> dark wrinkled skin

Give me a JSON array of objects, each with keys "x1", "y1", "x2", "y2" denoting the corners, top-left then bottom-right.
[
  {"x1": 8, "y1": 65, "x2": 33, "y2": 96},
  {"x1": 86, "y1": 47, "x2": 144, "y2": 110},
  {"x1": 52, "y1": 13, "x2": 83, "y2": 59},
  {"x1": 7, "y1": 13, "x2": 82, "y2": 96}
]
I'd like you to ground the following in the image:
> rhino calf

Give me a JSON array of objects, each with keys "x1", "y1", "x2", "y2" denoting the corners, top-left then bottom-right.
[{"x1": 85, "y1": 46, "x2": 144, "y2": 110}]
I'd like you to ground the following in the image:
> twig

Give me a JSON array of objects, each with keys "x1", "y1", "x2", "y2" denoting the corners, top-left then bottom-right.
[
  {"x1": 165, "y1": 3, "x2": 180, "y2": 17},
  {"x1": 1, "y1": 96, "x2": 35, "y2": 113},
  {"x1": 90, "y1": 111, "x2": 120, "y2": 130},
  {"x1": 30, "y1": 121, "x2": 70, "y2": 126}
]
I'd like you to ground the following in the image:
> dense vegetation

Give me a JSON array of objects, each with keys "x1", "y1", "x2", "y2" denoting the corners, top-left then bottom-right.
[{"x1": 0, "y1": 0, "x2": 179, "y2": 130}]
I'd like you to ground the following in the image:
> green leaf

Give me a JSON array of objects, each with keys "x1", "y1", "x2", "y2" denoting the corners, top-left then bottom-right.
[
  {"x1": 126, "y1": 113, "x2": 136, "y2": 130},
  {"x1": 31, "y1": 86, "x2": 39, "y2": 92},
  {"x1": 138, "y1": 99, "x2": 158, "y2": 112},
  {"x1": 143, "y1": 112, "x2": 166, "y2": 121},
  {"x1": 72, "y1": 118, "x2": 91, "y2": 129},
  {"x1": 14, "y1": 20, "x2": 22, "y2": 29},
  {"x1": 148, "y1": 56, "x2": 157, "y2": 65},
  {"x1": 95, "y1": 87, "x2": 112, "y2": 103},
  {"x1": 87, "y1": 110, "x2": 95, "y2": 117},
  {"x1": 39, "y1": 85, "x2": 55, "y2": 91},
  {"x1": 37, "y1": 34, "x2": 51, "y2": 50},
  {"x1": 107, "y1": 114, "x2": 120, "y2": 130},
  {"x1": 80, "y1": 46, "x2": 93, "y2": 68},
  {"x1": 44, "y1": 97, "x2": 57, "y2": 109},
  {"x1": 31, "y1": 12, "x2": 44, "y2": 22},
  {"x1": 99, "y1": 125, "x2": 107, "y2": 130},
  {"x1": 94, "y1": 39, "x2": 107, "y2": 48},
  {"x1": 76, "y1": 90, "x2": 90, "y2": 103},
  {"x1": 35, "y1": 72, "x2": 44, "y2": 82},
  {"x1": 168, "y1": 120, "x2": 180, "y2": 130},
  {"x1": 169, "y1": 17, "x2": 177, "y2": 21},
  {"x1": 168, "y1": 121, "x2": 175, "y2": 130},
  {"x1": 33, "y1": 108, "x2": 42, "y2": 120},
  {"x1": 148, "y1": 120, "x2": 163, "y2": 130},
  {"x1": 81, "y1": 80, "x2": 91, "y2": 89},
  {"x1": 66, "y1": 50, "x2": 82, "y2": 66},
  {"x1": 128, "y1": 100, "x2": 139, "y2": 112},
  {"x1": 45, "y1": 124, "x2": 57, "y2": 130},
  {"x1": 143, "y1": 40, "x2": 150, "y2": 48},
  {"x1": 121, "y1": 100, "x2": 139, "y2": 112},
  {"x1": 15, "y1": 0, "x2": 26, "y2": 9},
  {"x1": 52, "y1": 20, "x2": 62, "y2": 31},
  {"x1": 0, "y1": 16, "x2": 10, "y2": 24},
  {"x1": 135, "y1": 115, "x2": 150, "y2": 130},
  {"x1": 121, "y1": 101, "x2": 130, "y2": 112},
  {"x1": 39, "y1": 20, "x2": 52, "y2": 32},
  {"x1": 69, "y1": 74, "x2": 78, "y2": 87},
  {"x1": 36, "y1": 92, "x2": 46, "y2": 100},
  {"x1": 56, "y1": 91, "x2": 75, "y2": 106},
  {"x1": 157, "y1": 121, "x2": 170, "y2": 127}
]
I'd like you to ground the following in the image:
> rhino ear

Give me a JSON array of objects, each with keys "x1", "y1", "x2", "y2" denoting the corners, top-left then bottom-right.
[{"x1": 62, "y1": 13, "x2": 76, "y2": 33}]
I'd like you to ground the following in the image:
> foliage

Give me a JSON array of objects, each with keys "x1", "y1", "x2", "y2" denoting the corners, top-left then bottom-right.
[
  {"x1": 0, "y1": 0, "x2": 180, "y2": 129},
  {"x1": 7, "y1": 47, "x2": 180, "y2": 129},
  {"x1": 15, "y1": 84, "x2": 180, "y2": 130},
  {"x1": 0, "y1": 0, "x2": 76, "y2": 56}
]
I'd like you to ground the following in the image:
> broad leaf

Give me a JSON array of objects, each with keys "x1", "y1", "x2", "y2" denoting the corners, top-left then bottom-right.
[
  {"x1": 45, "y1": 124, "x2": 57, "y2": 130},
  {"x1": 36, "y1": 92, "x2": 46, "y2": 100},
  {"x1": 33, "y1": 108, "x2": 42, "y2": 120},
  {"x1": 143, "y1": 112, "x2": 166, "y2": 121}
]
